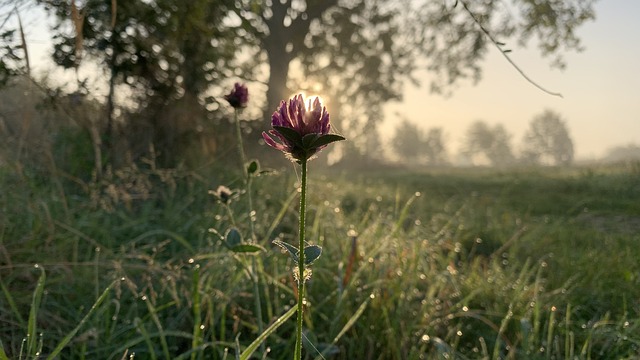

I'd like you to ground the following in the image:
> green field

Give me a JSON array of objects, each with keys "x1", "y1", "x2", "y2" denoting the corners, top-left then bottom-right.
[{"x1": 1, "y1": 162, "x2": 639, "y2": 359}]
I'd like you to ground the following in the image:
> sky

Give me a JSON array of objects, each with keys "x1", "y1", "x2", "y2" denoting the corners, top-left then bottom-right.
[
  {"x1": 383, "y1": 0, "x2": 640, "y2": 160},
  {"x1": 16, "y1": 0, "x2": 640, "y2": 160}
]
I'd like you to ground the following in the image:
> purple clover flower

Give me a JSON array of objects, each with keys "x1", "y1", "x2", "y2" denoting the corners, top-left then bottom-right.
[
  {"x1": 224, "y1": 83, "x2": 249, "y2": 109},
  {"x1": 262, "y1": 94, "x2": 344, "y2": 162}
]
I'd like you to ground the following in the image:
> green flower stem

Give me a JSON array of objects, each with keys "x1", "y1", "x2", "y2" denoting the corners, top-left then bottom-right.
[
  {"x1": 294, "y1": 159, "x2": 308, "y2": 360},
  {"x1": 223, "y1": 204, "x2": 237, "y2": 228},
  {"x1": 233, "y1": 109, "x2": 256, "y2": 240},
  {"x1": 234, "y1": 109, "x2": 264, "y2": 351},
  {"x1": 234, "y1": 110, "x2": 248, "y2": 178}
]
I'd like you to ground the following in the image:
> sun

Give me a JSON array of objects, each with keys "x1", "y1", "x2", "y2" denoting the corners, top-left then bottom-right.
[{"x1": 290, "y1": 91, "x2": 327, "y2": 110}]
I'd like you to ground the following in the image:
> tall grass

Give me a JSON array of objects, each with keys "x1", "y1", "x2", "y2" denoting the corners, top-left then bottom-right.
[{"x1": 1, "y1": 160, "x2": 639, "y2": 358}]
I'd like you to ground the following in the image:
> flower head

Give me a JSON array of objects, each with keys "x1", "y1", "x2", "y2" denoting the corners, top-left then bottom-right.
[
  {"x1": 209, "y1": 185, "x2": 235, "y2": 204},
  {"x1": 262, "y1": 94, "x2": 344, "y2": 162},
  {"x1": 224, "y1": 83, "x2": 248, "y2": 109}
]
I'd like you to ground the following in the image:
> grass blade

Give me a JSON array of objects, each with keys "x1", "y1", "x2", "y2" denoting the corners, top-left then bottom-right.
[
  {"x1": 134, "y1": 318, "x2": 157, "y2": 360},
  {"x1": 27, "y1": 265, "x2": 46, "y2": 358},
  {"x1": 46, "y1": 279, "x2": 117, "y2": 360},
  {"x1": 314, "y1": 296, "x2": 371, "y2": 360},
  {"x1": 191, "y1": 266, "x2": 203, "y2": 360},
  {"x1": 0, "y1": 276, "x2": 25, "y2": 326},
  {"x1": 0, "y1": 342, "x2": 9, "y2": 360},
  {"x1": 239, "y1": 305, "x2": 297, "y2": 360},
  {"x1": 143, "y1": 296, "x2": 172, "y2": 360},
  {"x1": 331, "y1": 296, "x2": 370, "y2": 345}
]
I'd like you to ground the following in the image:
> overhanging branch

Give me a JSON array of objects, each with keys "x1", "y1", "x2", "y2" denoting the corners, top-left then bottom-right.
[{"x1": 458, "y1": 0, "x2": 563, "y2": 98}]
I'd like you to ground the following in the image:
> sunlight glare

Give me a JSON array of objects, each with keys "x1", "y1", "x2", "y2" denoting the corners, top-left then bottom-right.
[{"x1": 290, "y1": 91, "x2": 327, "y2": 110}]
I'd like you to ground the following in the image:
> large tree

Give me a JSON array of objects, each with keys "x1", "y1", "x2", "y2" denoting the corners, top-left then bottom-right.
[
  {"x1": 38, "y1": 0, "x2": 241, "y2": 165},
  {"x1": 521, "y1": 109, "x2": 574, "y2": 165}
]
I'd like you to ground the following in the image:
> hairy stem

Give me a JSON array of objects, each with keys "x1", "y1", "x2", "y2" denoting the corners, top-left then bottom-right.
[
  {"x1": 294, "y1": 159, "x2": 308, "y2": 360},
  {"x1": 234, "y1": 109, "x2": 264, "y2": 351},
  {"x1": 234, "y1": 110, "x2": 248, "y2": 177}
]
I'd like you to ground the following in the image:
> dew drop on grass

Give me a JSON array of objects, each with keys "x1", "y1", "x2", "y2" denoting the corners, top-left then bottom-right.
[
  {"x1": 456, "y1": 330, "x2": 463, "y2": 336},
  {"x1": 141, "y1": 295, "x2": 147, "y2": 301},
  {"x1": 624, "y1": 321, "x2": 630, "y2": 328},
  {"x1": 188, "y1": 258, "x2": 195, "y2": 264},
  {"x1": 34, "y1": 263, "x2": 39, "y2": 269},
  {"x1": 415, "y1": 192, "x2": 421, "y2": 197},
  {"x1": 369, "y1": 293, "x2": 375, "y2": 299},
  {"x1": 200, "y1": 325, "x2": 205, "y2": 330},
  {"x1": 419, "y1": 273, "x2": 426, "y2": 280},
  {"x1": 462, "y1": 306, "x2": 469, "y2": 312},
  {"x1": 421, "y1": 335, "x2": 430, "y2": 342}
]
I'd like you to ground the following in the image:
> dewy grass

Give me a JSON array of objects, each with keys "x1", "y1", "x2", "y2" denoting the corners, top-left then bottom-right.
[{"x1": 2, "y1": 134, "x2": 640, "y2": 359}]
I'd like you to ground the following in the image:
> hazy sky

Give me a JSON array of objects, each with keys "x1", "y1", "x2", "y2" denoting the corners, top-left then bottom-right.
[
  {"x1": 384, "y1": 0, "x2": 640, "y2": 159},
  {"x1": 20, "y1": 1, "x2": 640, "y2": 160}
]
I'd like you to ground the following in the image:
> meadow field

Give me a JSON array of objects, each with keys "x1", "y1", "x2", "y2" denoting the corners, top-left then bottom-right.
[{"x1": 1, "y1": 161, "x2": 639, "y2": 359}]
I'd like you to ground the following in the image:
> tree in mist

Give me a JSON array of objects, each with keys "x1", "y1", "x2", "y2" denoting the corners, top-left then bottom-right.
[
  {"x1": 603, "y1": 144, "x2": 640, "y2": 163},
  {"x1": 463, "y1": 121, "x2": 514, "y2": 166},
  {"x1": 521, "y1": 109, "x2": 573, "y2": 165},
  {"x1": 391, "y1": 119, "x2": 424, "y2": 162},
  {"x1": 424, "y1": 127, "x2": 447, "y2": 165},
  {"x1": 391, "y1": 121, "x2": 447, "y2": 165}
]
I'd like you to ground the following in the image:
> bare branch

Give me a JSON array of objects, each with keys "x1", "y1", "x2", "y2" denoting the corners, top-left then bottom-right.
[{"x1": 458, "y1": 0, "x2": 563, "y2": 98}]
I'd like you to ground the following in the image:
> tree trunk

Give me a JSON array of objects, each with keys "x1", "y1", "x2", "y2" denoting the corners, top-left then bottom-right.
[{"x1": 265, "y1": 50, "x2": 291, "y2": 126}]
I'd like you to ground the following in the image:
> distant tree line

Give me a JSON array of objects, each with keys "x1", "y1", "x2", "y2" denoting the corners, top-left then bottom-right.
[{"x1": 390, "y1": 109, "x2": 575, "y2": 166}]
